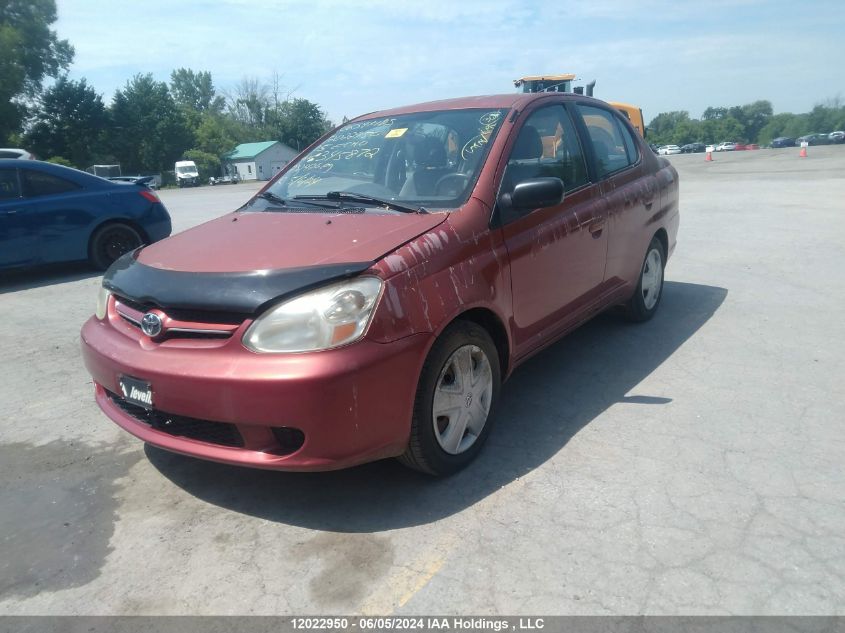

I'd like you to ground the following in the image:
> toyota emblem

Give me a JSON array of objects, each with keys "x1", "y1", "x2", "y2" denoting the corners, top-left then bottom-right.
[{"x1": 141, "y1": 312, "x2": 163, "y2": 337}]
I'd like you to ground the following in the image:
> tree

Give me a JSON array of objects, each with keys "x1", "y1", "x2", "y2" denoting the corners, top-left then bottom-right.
[
  {"x1": 713, "y1": 116, "x2": 745, "y2": 142},
  {"x1": 182, "y1": 149, "x2": 220, "y2": 180},
  {"x1": 274, "y1": 98, "x2": 332, "y2": 150},
  {"x1": 45, "y1": 155, "x2": 72, "y2": 166},
  {"x1": 24, "y1": 77, "x2": 107, "y2": 167},
  {"x1": 108, "y1": 74, "x2": 192, "y2": 173},
  {"x1": 670, "y1": 119, "x2": 700, "y2": 146},
  {"x1": 170, "y1": 68, "x2": 224, "y2": 114},
  {"x1": 757, "y1": 112, "x2": 795, "y2": 146},
  {"x1": 701, "y1": 107, "x2": 728, "y2": 121},
  {"x1": 0, "y1": 0, "x2": 74, "y2": 143},
  {"x1": 647, "y1": 111, "x2": 691, "y2": 144},
  {"x1": 193, "y1": 113, "x2": 242, "y2": 157},
  {"x1": 225, "y1": 77, "x2": 271, "y2": 127},
  {"x1": 729, "y1": 101, "x2": 773, "y2": 143}
]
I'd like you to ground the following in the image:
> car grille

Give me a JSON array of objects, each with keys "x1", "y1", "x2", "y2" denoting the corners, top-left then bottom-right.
[
  {"x1": 113, "y1": 294, "x2": 244, "y2": 340},
  {"x1": 106, "y1": 390, "x2": 245, "y2": 448}
]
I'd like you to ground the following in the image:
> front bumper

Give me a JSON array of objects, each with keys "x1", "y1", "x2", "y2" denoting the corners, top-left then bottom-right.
[{"x1": 81, "y1": 316, "x2": 431, "y2": 470}]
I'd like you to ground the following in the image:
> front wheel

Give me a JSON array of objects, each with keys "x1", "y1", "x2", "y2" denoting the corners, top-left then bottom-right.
[
  {"x1": 399, "y1": 321, "x2": 501, "y2": 476},
  {"x1": 89, "y1": 223, "x2": 142, "y2": 271},
  {"x1": 624, "y1": 236, "x2": 666, "y2": 322}
]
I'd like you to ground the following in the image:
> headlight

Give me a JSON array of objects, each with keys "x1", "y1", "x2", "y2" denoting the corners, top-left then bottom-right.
[
  {"x1": 96, "y1": 286, "x2": 111, "y2": 320},
  {"x1": 243, "y1": 277, "x2": 383, "y2": 353}
]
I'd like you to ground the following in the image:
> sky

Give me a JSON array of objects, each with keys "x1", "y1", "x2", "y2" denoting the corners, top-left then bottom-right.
[{"x1": 54, "y1": 0, "x2": 845, "y2": 125}]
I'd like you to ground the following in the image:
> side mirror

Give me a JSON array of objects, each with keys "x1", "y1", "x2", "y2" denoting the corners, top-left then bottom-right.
[{"x1": 501, "y1": 177, "x2": 565, "y2": 211}]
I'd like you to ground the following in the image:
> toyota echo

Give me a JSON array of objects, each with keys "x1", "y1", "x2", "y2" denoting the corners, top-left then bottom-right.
[{"x1": 81, "y1": 93, "x2": 679, "y2": 475}]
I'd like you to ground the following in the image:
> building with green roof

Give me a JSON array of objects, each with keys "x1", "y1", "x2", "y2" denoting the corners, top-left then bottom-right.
[{"x1": 222, "y1": 140, "x2": 298, "y2": 181}]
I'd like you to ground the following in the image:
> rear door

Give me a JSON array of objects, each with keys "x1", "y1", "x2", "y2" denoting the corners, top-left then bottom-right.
[
  {"x1": 574, "y1": 103, "x2": 658, "y2": 291},
  {"x1": 498, "y1": 102, "x2": 609, "y2": 358}
]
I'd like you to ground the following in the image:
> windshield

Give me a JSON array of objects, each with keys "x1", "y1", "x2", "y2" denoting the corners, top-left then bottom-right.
[
  {"x1": 267, "y1": 108, "x2": 507, "y2": 209},
  {"x1": 177, "y1": 166, "x2": 197, "y2": 174}
]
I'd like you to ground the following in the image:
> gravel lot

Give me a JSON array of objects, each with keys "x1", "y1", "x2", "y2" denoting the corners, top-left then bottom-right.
[{"x1": 1, "y1": 147, "x2": 844, "y2": 615}]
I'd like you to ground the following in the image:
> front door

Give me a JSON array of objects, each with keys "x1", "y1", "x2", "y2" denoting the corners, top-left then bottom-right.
[{"x1": 498, "y1": 103, "x2": 608, "y2": 358}]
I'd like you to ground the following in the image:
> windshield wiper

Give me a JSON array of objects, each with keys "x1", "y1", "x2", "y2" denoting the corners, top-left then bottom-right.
[
  {"x1": 295, "y1": 191, "x2": 427, "y2": 214},
  {"x1": 254, "y1": 191, "x2": 338, "y2": 209}
]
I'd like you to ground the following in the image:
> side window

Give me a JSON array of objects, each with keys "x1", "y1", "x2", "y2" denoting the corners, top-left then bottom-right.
[
  {"x1": 620, "y1": 121, "x2": 639, "y2": 163},
  {"x1": 21, "y1": 170, "x2": 80, "y2": 198},
  {"x1": 0, "y1": 169, "x2": 21, "y2": 200},
  {"x1": 500, "y1": 104, "x2": 589, "y2": 200},
  {"x1": 576, "y1": 104, "x2": 636, "y2": 178}
]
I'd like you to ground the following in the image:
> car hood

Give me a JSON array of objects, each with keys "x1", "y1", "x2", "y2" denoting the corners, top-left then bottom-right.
[
  {"x1": 137, "y1": 210, "x2": 448, "y2": 273},
  {"x1": 105, "y1": 210, "x2": 448, "y2": 314}
]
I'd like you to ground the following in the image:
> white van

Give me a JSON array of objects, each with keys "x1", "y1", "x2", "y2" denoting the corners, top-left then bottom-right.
[{"x1": 175, "y1": 160, "x2": 200, "y2": 187}]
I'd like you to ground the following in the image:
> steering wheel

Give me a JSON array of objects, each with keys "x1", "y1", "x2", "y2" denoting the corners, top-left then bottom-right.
[{"x1": 434, "y1": 173, "x2": 471, "y2": 197}]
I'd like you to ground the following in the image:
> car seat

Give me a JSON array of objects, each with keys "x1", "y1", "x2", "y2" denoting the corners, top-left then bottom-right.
[{"x1": 399, "y1": 137, "x2": 452, "y2": 197}]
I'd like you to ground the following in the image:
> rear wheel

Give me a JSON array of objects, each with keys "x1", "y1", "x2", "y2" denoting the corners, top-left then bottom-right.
[
  {"x1": 624, "y1": 236, "x2": 666, "y2": 322},
  {"x1": 399, "y1": 321, "x2": 501, "y2": 476},
  {"x1": 89, "y1": 223, "x2": 142, "y2": 271}
]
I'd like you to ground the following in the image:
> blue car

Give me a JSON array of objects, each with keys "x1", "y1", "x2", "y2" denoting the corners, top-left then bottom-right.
[{"x1": 0, "y1": 160, "x2": 172, "y2": 271}]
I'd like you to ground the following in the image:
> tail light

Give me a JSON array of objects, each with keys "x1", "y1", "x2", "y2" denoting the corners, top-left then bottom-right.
[{"x1": 139, "y1": 189, "x2": 159, "y2": 203}]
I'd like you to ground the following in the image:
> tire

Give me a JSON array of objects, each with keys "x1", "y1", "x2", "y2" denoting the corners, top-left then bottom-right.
[
  {"x1": 624, "y1": 236, "x2": 666, "y2": 322},
  {"x1": 89, "y1": 223, "x2": 143, "y2": 271},
  {"x1": 398, "y1": 320, "x2": 501, "y2": 476}
]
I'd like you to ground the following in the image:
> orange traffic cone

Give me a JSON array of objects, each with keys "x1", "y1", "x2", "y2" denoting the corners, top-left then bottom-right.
[
  {"x1": 799, "y1": 145, "x2": 808, "y2": 158},
  {"x1": 705, "y1": 151, "x2": 713, "y2": 161}
]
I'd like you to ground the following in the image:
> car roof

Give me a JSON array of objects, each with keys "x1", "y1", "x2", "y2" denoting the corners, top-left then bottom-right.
[
  {"x1": 0, "y1": 159, "x2": 115, "y2": 188},
  {"x1": 353, "y1": 92, "x2": 610, "y2": 121}
]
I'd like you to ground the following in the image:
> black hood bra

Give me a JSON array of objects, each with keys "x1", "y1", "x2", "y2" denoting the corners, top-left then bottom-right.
[{"x1": 103, "y1": 251, "x2": 373, "y2": 315}]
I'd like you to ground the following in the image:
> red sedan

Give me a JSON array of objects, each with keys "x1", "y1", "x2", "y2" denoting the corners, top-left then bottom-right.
[{"x1": 81, "y1": 92, "x2": 680, "y2": 475}]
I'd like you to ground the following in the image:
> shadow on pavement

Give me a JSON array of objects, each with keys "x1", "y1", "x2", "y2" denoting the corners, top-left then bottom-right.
[
  {"x1": 0, "y1": 262, "x2": 100, "y2": 294},
  {"x1": 147, "y1": 280, "x2": 727, "y2": 532}
]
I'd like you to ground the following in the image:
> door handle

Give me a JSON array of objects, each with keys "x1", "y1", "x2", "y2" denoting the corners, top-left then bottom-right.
[
  {"x1": 588, "y1": 220, "x2": 605, "y2": 238},
  {"x1": 5, "y1": 209, "x2": 21, "y2": 215},
  {"x1": 644, "y1": 199, "x2": 654, "y2": 211}
]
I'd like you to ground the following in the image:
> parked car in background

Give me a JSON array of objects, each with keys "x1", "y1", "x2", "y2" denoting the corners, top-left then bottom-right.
[
  {"x1": 0, "y1": 148, "x2": 36, "y2": 160},
  {"x1": 796, "y1": 134, "x2": 831, "y2": 146},
  {"x1": 649, "y1": 143, "x2": 661, "y2": 154},
  {"x1": 81, "y1": 92, "x2": 680, "y2": 476},
  {"x1": 680, "y1": 143, "x2": 706, "y2": 153},
  {"x1": 828, "y1": 131, "x2": 844, "y2": 143},
  {"x1": 658, "y1": 144, "x2": 681, "y2": 155},
  {"x1": 716, "y1": 142, "x2": 737, "y2": 151},
  {"x1": 771, "y1": 137, "x2": 795, "y2": 148},
  {"x1": 0, "y1": 160, "x2": 171, "y2": 271}
]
